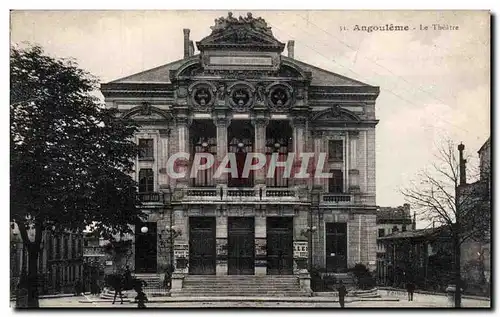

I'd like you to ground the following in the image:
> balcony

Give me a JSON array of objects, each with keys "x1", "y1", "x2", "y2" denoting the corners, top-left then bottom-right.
[
  {"x1": 138, "y1": 192, "x2": 164, "y2": 203},
  {"x1": 182, "y1": 186, "x2": 300, "y2": 203},
  {"x1": 265, "y1": 188, "x2": 296, "y2": 197},
  {"x1": 322, "y1": 193, "x2": 352, "y2": 204}
]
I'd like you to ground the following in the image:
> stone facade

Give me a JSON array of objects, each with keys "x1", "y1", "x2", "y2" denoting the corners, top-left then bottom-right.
[{"x1": 100, "y1": 13, "x2": 380, "y2": 277}]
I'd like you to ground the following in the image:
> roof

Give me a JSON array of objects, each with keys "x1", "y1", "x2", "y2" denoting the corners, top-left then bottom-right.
[
  {"x1": 378, "y1": 226, "x2": 448, "y2": 240},
  {"x1": 107, "y1": 57, "x2": 192, "y2": 84},
  {"x1": 105, "y1": 55, "x2": 373, "y2": 87},
  {"x1": 478, "y1": 137, "x2": 490, "y2": 154}
]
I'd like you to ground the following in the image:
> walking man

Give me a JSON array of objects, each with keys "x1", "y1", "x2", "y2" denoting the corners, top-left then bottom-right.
[
  {"x1": 337, "y1": 280, "x2": 348, "y2": 308},
  {"x1": 406, "y1": 281, "x2": 415, "y2": 301}
]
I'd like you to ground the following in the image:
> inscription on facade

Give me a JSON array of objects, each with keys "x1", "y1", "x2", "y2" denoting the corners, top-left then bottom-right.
[{"x1": 209, "y1": 56, "x2": 272, "y2": 66}]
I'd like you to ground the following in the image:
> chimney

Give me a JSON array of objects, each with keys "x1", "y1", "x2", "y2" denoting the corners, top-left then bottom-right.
[
  {"x1": 287, "y1": 40, "x2": 295, "y2": 59},
  {"x1": 458, "y1": 143, "x2": 467, "y2": 185},
  {"x1": 189, "y1": 41, "x2": 195, "y2": 57},
  {"x1": 183, "y1": 28, "x2": 190, "y2": 58}
]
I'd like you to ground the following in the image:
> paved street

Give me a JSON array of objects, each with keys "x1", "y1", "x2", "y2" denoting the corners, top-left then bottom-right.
[{"x1": 11, "y1": 295, "x2": 491, "y2": 308}]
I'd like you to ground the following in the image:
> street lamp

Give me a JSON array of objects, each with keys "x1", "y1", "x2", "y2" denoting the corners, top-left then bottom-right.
[{"x1": 308, "y1": 191, "x2": 321, "y2": 272}]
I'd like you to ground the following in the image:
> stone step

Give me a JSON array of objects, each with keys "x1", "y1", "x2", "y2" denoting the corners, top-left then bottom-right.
[
  {"x1": 185, "y1": 276, "x2": 298, "y2": 279},
  {"x1": 173, "y1": 292, "x2": 310, "y2": 297},
  {"x1": 182, "y1": 286, "x2": 300, "y2": 292},
  {"x1": 183, "y1": 282, "x2": 299, "y2": 286}
]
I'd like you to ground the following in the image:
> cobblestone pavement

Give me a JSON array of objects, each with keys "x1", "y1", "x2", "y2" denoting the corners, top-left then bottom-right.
[{"x1": 11, "y1": 295, "x2": 491, "y2": 308}]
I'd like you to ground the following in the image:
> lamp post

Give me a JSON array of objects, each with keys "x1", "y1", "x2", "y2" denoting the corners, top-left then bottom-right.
[
  {"x1": 308, "y1": 191, "x2": 320, "y2": 272},
  {"x1": 164, "y1": 189, "x2": 174, "y2": 270}
]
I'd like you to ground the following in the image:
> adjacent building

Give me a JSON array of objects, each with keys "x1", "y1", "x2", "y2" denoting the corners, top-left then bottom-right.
[
  {"x1": 10, "y1": 223, "x2": 84, "y2": 295},
  {"x1": 375, "y1": 204, "x2": 415, "y2": 285},
  {"x1": 379, "y1": 138, "x2": 491, "y2": 296},
  {"x1": 378, "y1": 226, "x2": 452, "y2": 290},
  {"x1": 100, "y1": 13, "x2": 380, "y2": 284}
]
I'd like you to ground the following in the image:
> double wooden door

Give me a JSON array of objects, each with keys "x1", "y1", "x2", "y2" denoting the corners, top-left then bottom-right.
[
  {"x1": 266, "y1": 217, "x2": 294, "y2": 275},
  {"x1": 228, "y1": 217, "x2": 255, "y2": 275},
  {"x1": 189, "y1": 217, "x2": 216, "y2": 275}
]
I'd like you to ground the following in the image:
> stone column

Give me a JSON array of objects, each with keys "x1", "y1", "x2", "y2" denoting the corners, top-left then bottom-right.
[
  {"x1": 291, "y1": 116, "x2": 307, "y2": 188},
  {"x1": 251, "y1": 116, "x2": 269, "y2": 186},
  {"x1": 349, "y1": 132, "x2": 360, "y2": 192},
  {"x1": 174, "y1": 111, "x2": 191, "y2": 188},
  {"x1": 312, "y1": 130, "x2": 323, "y2": 190},
  {"x1": 255, "y1": 212, "x2": 267, "y2": 275},
  {"x1": 345, "y1": 132, "x2": 350, "y2": 191},
  {"x1": 216, "y1": 211, "x2": 228, "y2": 275},
  {"x1": 158, "y1": 128, "x2": 171, "y2": 188},
  {"x1": 213, "y1": 115, "x2": 230, "y2": 187}
]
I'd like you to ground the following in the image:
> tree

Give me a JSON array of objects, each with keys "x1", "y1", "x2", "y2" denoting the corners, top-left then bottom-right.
[
  {"x1": 103, "y1": 238, "x2": 134, "y2": 272},
  {"x1": 10, "y1": 44, "x2": 145, "y2": 307},
  {"x1": 401, "y1": 140, "x2": 490, "y2": 307}
]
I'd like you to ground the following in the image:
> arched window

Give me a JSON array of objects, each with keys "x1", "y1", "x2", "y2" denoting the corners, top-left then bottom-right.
[{"x1": 139, "y1": 169, "x2": 154, "y2": 193}]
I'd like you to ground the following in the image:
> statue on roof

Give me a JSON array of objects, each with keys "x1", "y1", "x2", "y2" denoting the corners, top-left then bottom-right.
[{"x1": 209, "y1": 12, "x2": 273, "y2": 36}]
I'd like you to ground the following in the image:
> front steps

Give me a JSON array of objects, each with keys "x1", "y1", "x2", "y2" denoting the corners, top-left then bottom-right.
[
  {"x1": 172, "y1": 275, "x2": 311, "y2": 297},
  {"x1": 99, "y1": 273, "x2": 168, "y2": 300}
]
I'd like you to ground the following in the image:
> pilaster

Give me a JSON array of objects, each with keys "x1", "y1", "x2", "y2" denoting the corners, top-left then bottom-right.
[
  {"x1": 251, "y1": 115, "x2": 270, "y2": 186},
  {"x1": 213, "y1": 113, "x2": 230, "y2": 186},
  {"x1": 174, "y1": 109, "x2": 192, "y2": 188},
  {"x1": 290, "y1": 115, "x2": 307, "y2": 188}
]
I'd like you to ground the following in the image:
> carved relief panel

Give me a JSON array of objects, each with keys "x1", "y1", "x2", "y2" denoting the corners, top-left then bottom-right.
[
  {"x1": 187, "y1": 81, "x2": 217, "y2": 111},
  {"x1": 227, "y1": 81, "x2": 255, "y2": 112}
]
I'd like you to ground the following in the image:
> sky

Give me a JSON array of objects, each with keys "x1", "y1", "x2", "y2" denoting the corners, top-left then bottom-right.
[{"x1": 9, "y1": 10, "x2": 491, "y2": 218}]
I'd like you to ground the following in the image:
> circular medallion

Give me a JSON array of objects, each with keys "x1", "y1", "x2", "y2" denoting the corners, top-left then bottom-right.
[
  {"x1": 267, "y1": 84, "x2": 293, "y2": 110},
  {"x1": 189, "y1": 83, "x2": 216, "y2": 109},
  {"x1": 228, "y1": 83, "x2": 254, "y2": 112}
]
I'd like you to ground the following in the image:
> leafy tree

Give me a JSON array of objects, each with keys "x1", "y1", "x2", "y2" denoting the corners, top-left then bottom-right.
[
  {"x1": 103, "y1": 238, "x2": 134, "y2": 272},
  {"x1": 401, "y1": 140, "x2": 490, "y2": 307},
  {"x1": 10, "y1": 44, "x2": 145, "y2": 307}
]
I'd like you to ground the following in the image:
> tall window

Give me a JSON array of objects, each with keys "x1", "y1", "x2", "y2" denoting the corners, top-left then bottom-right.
[
  {"x1": 328, "y1": 169, "x2": 344, "y2": 193},
  {"x1": 63, "y1": 235, "x2": 68, "y2": 259},
  {"x1": 55, "y1": 236, "x2": 61, "y2": 259},
  {"x1": 392, "y1": 225, "x2": 399, "y2": 233},
  {"x1": 138, "y1": 139, "x2": 154, "y2": 159},
  {"x1": 328, "y1": 140, "x2": 343, "y2": 161},
  {"x1": 48, "y1": 237, "x2": 53, "y2": 260},
  {"x1": 71, "y1": 235, "x2": 76, "y2": 259},
  {"x1": 378, "y1": 228, "x2": 385, "y2": 237},
  {"x1": 139, "y1": 169, "x2": 154, "y2": 192}
]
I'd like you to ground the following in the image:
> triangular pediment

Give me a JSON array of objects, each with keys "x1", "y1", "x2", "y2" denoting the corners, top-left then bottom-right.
[{"x1": 196, "y1": 13, "x2": 285, "y2": 52}]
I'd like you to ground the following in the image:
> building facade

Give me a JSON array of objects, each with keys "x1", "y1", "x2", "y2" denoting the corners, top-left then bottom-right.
[
  {"x1": 375, "y1": 204, "x2": 415, "y2": 285},
  {"x1": 10, "y1": 223, "x2": 84, "y2": 295},
  {"x1": 100, "y1": 13, "x2": 380, "y2": 279}
]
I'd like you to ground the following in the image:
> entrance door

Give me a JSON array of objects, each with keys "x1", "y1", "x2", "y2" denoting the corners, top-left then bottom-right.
[
  {"x1": 326, "y1": 223, "x2": 348, "y2": 272},
  {"x1": 189, "y1": 217, "x2": 216, "y2": 275},
  {"x1": 266, "y1": 217, "x2": 294, "y2": 275},
  {"x1": 135, "y1": 222, "x2": 157, "y2": 273},
  {"x1": 228, "y1": 217, "x2": 255, "y2": 275}
]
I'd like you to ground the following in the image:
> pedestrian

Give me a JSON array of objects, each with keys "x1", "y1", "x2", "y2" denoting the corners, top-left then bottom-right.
[
  {"x1": 74, "y1": 279, "x2": 83, "y2": 296},
  {"x1": 91, "y1": 280, "x2": 100, "y2": 295},
  {"x1": 135, "y1": 290, "x2": 148, "y2": 308},
  {"x1": 406, "y1": 281, "x2": 415, "y2": 301},
  {"x1": 134, "y1": 281, "x2": 148, "y2": 308},
  {"x1": 337, "y1": 280, "x2": 348, "y2": 308},
  {"x1": 123, "y1": 265, "x2": 132, "y2": 288}
]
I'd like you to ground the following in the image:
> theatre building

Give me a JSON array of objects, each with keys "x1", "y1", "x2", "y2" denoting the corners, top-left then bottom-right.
[{"x1": 100, "y1": 13, "x2": 380, "y2": 290}]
